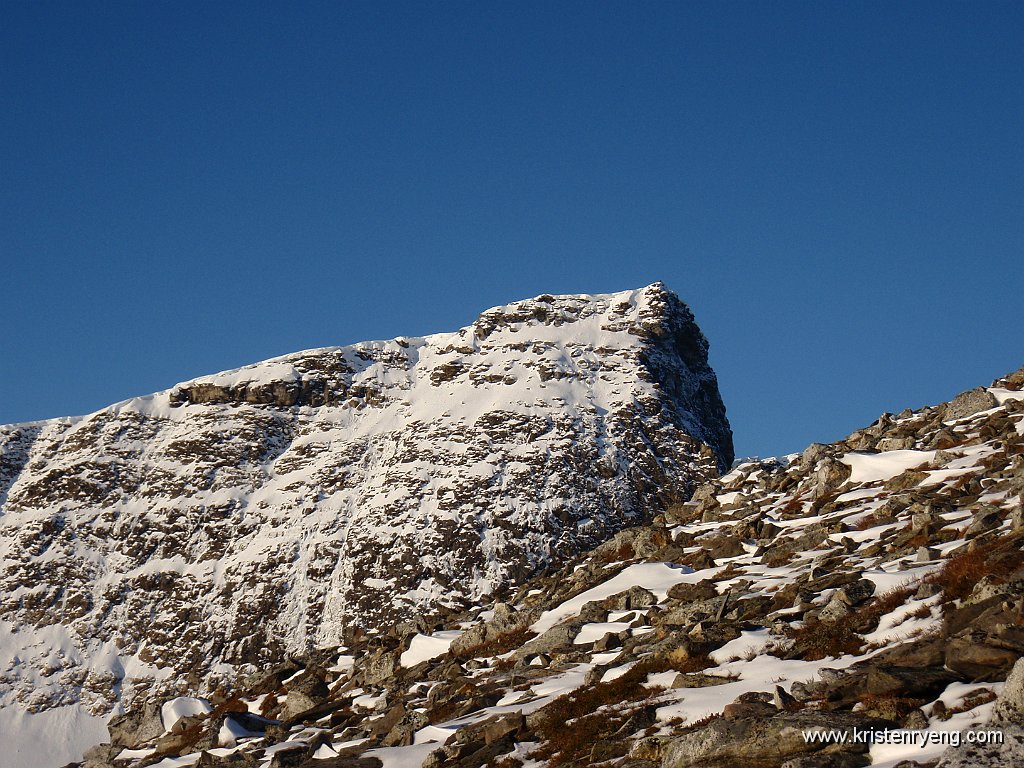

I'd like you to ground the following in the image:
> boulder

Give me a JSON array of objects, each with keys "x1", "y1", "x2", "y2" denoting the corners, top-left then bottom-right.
[
  {"x1": 864, "y1": 665, "x2": 960, "y2": 700},
  {"x1": 945, "y1": 626, "x2": 1024, "y2": 680},
  {"x1": 280, "y1": 670, "x2": 330, "y2": 720},
  {"x1": 106, "y1": 701, "x2": 164, "y2": 747},
  {"x1": 668, "y1": 580, "x2": 720, "y2": 603},
  {"x1": 934, "y1": 726, "x2": 1024, "y2": 767},
  {"x1": 660, "y1": 711, "x2": 891, "y2": 768},
  {"x1": 813, "y1": 459, "x2": 852, "y2": 498},
  {"x1": 518, "y1": 621, "x2": 582, "y2": 657},
  {"x1": 993, "y1": 657, "x2": 1024, "y2": 725},
  {"x1": 943, "y1": 387, "x2": 999, "y2": 421}
]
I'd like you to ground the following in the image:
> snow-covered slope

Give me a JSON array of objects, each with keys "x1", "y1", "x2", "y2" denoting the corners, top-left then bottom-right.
[{"x1": 0, "y1": 283, "x2": 732, "y2": 765}]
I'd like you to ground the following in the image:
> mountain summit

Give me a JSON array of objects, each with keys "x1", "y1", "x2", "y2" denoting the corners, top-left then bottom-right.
[{"x1": 0, "y1": 284, "x2": 731, "y2": 752}]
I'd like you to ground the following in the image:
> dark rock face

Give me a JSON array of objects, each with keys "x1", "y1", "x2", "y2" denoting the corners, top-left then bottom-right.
[{"x1": 0, "y1": 284, "x2": 731, "y2": 722}]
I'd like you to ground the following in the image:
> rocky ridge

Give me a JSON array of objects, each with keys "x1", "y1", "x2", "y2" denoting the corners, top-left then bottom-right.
[
  {"x1": 73, "y1": 367, "x2": 1024, "y2": 768},
  {"x1": 0, "y1": 284, "x2": 732, "y2": 763}
]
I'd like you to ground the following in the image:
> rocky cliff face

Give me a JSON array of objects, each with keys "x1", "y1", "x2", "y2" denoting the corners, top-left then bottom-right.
[{"x1": 0, "y1": 283, "x2": 731, "y2": 753}]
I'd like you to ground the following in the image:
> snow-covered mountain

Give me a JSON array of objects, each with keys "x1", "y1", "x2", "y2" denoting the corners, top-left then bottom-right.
[{"x1": 0, "y1": 283, "x2": 732, "y2": 764}]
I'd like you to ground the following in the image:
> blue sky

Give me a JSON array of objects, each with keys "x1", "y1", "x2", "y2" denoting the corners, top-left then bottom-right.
[{"x1": 2, "y1": 1, "x2": 1021, "y2": 458}]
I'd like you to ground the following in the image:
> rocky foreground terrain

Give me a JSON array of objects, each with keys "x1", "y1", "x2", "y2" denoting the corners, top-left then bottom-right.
[
  {"x1": 0, "y1": 285, "x2": 733, "y2": 765},
  {"x1": 72, "y1": 367, "x2": 1024, "y2": 768}
]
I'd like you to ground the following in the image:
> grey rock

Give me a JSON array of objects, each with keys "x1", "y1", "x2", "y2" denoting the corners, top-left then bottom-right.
[
  {"x1": 780, "y1": 755, "x2": 870, "y2": 768},
  {"x1": 944, "y1": 387, "x2": 999, "y2": 421},
  {"x1": 106, "y1": 701, "x2": 164, "y2": 747},
  {"x1": 281, "y1": 670, "x2": 330, "y2": 720},
  {"x1": 518, "y1": 621, "x2": 581, "y2": 657},
  {"x1": 993, "y1": 657, "x2": 1024, "y2": 725},
  {"x1": 934, "y1": 724, "x2": 1024, "y2": 767},
  {"x1": 661, "y1": 711, "x2": 889, "y2": 768}
]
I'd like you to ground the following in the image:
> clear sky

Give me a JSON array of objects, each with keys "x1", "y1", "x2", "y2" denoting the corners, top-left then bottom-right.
[{"x1": 2, "y1": 1, "x2": 1022, "y2": 459}]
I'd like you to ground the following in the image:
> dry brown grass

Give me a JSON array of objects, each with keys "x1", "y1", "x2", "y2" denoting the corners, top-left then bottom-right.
[
  {"x1": 855, "y1": 512, "x2": 892, "y2": 531},
  {"x1": 682, "y1": 712, "x2": 723, "y2": 730},
  {"x1": 949, "y1": 688, "x2": 998, "y2": 714},
  {"x1": 455, "y1": 626, "x2": 537, "y2": 659},
  {"x1": 857, "y1": 692, "x2": 927, "y2": 720},
  {"x1": 861, "y1": 583, "x2": 920, "y2": 623},
  {"x1": 778, "y1": 493, "x2": 807, "y2": 517},
  {"x1": 907, "y1": 603, "x2": 933, "y2": 620},
  {"x1": 925, "y1": 537, "x2": 1023, "y2": 606},
  {"x1": 785, "y1": 583, "x2": 920, "y2": 661}
]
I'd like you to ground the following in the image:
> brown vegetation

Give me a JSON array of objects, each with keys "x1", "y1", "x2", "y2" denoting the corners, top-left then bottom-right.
[
  {"x1": 456, "y1": 626, "x2": 537, "y2": 660},
  {"x1": 785, "y1": 583, "x2": 920, "y2": 661},
  {"x1": 530, "y1": 654, "x2": 712, "y2": 765},
  {"x1": 926, "y1": 536, "x2": 1024, "y2": 606}
]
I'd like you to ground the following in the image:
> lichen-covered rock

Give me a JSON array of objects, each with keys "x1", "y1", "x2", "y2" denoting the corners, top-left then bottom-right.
[
  {"x1": 661, "y1": 711, "x2": 889, "y2": 768},
  {"x1": 943, "y1": 386, "x2": 999, "y2": 420}
]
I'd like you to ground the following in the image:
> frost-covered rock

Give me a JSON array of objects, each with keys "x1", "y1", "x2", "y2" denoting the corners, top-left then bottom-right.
[{"x1": 0, "y1": 283, "x2": 731, "y2": 738}]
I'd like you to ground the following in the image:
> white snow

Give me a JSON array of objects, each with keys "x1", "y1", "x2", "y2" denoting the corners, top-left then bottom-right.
[
  {"x1": 190, "y1": 362, "x2": 301, "y2": 389},
  {"x1": 862, "y1": 564, "x2": 938, "y2": 594},
  {"x1": 530, "y1": 562, "x2": 695, "y2": 634},
  {"x1": 655, "y1": 653, "x2": 864, "y2": 726},
  {"x1": 988, "y1": 387, "x2": 1024, "y2": 405},
  {"x1": 161, "y1": 696, "x2": 213, "y2": 731},
  {"x1": 601, "y1": 661, "x2": 637, "y2": 682},
  {"x1": 400, "y1": 630, "x2": 462, "y2": 667},
  {"x1": 353, "y1": 692, "x2": 385, "y2": 709},
  {"x1": 219, "y1": 715, "x2": 262, "y2": 748},
  {"x1": 709, "y1": 629, "x2": 772, "y2": 663},
  {"x1": 364, "y1": 741, "x2": 443, "y2": 767},
  {"x1": 148, "y1": 755, "x2": 204, "y2": 768},
  {"x1": 0, "y1": 703, "x2": 108, "y2": 768},
  {"x1": 840, "y1": 450, "x2": 936, "y2": 484},
  {"x1": 869, "y1": 681, "x2": 1006, "y2": 767},
  {"x1": 574, "y1": 622, "x2": 632, "y2": 645}
]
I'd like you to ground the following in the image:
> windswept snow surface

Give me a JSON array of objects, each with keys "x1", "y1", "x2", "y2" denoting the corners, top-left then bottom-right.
[
  {"x1": 840, "y1": 450, "x2": 935, "y2": 483},
  {"x1": 161, "y1": 697, "x2": 213, "y2": 731},
  {"x1": 399, "y1": 630, "x2": 462, "y2": 667},
  {"x1": 0, "y1": 703, "x2": 107, "y2": 768}
]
